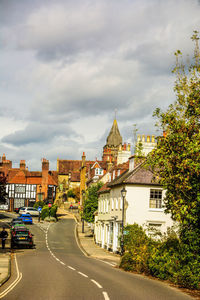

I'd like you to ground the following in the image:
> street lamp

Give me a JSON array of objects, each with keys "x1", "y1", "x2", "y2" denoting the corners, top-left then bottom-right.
[
  {"x1": 121, "y1": 186, "x2": 127, "y2": 256},
  {"x1": 82, "y1": 190, "x2": 86, "y2": 233}
]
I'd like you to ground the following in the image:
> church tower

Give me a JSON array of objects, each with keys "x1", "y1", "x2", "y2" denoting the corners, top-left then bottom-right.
[{"x1": 102, "y1": 118, "x2": 123, "y2": 163}]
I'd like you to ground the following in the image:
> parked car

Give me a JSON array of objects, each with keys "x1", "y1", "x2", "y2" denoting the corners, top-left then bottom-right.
[
  {"x1": 19, "y1": 207, "x2": 39, "y2": 216},
  {"x1": 14, "y1": 207, "x2": 24, "y2": 214},
  {"x1": 18, "y1": 214, "x2": 33, "y2": 224},
  {"x1": 10, "y1": 218, "x2": 24, "y2": 229},
  {"x1": 11, "y1": 227, "x2": 34, "y2": 248}
]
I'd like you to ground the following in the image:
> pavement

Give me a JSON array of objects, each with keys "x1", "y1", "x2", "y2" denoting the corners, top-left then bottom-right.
[
  {"x1": 0, "y1": 226, "x2": 11, "y2": 287},
  {"x1": 0, "y1": 208, "x2": 120, "y2": 287}
]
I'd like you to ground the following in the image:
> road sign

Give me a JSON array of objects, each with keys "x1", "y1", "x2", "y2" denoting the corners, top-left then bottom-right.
[
  {"x1": 38, "y1": 207, "x2": 42, "y2": 212},
  {"x1": 48, "y1": 203, "x2": 52, "y2": 208}
]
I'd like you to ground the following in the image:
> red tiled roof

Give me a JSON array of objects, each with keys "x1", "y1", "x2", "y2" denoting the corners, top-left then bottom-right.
[
  {"x1": 7, "y1": 169, "x2": 58, "y2": 185},
  {"x1": 70, "y1": 172, "x2": 80, "y2": 182},
  {"x1": 58, "y1": 160, "x2": 82, "y2": 174}
]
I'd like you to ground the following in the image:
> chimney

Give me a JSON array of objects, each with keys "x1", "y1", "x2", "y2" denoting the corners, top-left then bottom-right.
[
  {"x1": 2, "y1": 154, "x2": 6, "y2": 162},
  {"x1": 129, "y1": 156, "x2": 135, "y2": 171},
  {"x1": 147, "y1": 135, "x2": 150, "y2": 142},
  {"x1": 42, "y1": 158, "x2": 49, "y2": 172},
  {"x1": 20, "y1": 160, "x2": 26, "y2": 170},
  {"x1": 152, "y1": 135, "x2": 155, "y2": 143},
  {"x1": 82, "y1": 152, "x2": 86, "y2": 167}
]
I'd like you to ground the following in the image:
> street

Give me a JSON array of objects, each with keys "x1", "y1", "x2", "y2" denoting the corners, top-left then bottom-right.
[{"x1": 0, "y1": 214, "x2": 192, "y2": 300}]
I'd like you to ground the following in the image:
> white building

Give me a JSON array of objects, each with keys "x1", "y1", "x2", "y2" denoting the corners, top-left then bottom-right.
[{"x1": 95, "y1": 156, "x2": 174, "y2": 253}]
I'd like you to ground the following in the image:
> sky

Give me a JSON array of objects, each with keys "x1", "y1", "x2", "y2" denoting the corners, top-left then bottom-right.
[{"x1": 0, "y1": 0, "x2": 200, "y2": 171}]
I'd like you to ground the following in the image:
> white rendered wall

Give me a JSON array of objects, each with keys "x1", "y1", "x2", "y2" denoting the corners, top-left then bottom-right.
[{"x1": 125, "y1": 185, "x2": 174, "y2": 233}]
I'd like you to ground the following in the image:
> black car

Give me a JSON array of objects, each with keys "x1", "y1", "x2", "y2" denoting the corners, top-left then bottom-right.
[{"x1": 11, "y1": 227, "x2": 34, "y2": 249}]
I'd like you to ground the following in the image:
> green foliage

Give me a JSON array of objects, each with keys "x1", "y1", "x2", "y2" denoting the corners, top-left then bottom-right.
[
  {"x1": 33, "y1": 201, "x2": 45, "y2": 209},
  {"x1": 140, "y1": 32, "x2": 200, "y2": 290},
  {"x1": 83, "y1": 182, "x2": 103, "y2": 223},
  {"x1": 147, "y1": 32, "x2": 200, "y2": 231},
  {"x1": 41, "y1": 205, "x2": 58, "y2": 220},
  {"x1": 120, "y1": 224, "x2": 200, "y2": 289},
  {"x1": 67, "y1": 189, "x2": 75, "y2": 198},
  {"x1": 120, "y1": 224, "x2": 156, "y2": 274}
]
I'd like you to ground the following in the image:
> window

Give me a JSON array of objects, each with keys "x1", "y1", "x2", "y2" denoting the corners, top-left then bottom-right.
[
  {"x1": 149, "y1": 189, "x2": 162, "y2": 208},
  {"x1": 115, "y1": 197, "x2": 118, "y2": 210},
  {"x1": 95, "y1": 168, "x2": 103, "y2": 175},
  {"x1": 111, "y1": 198, "x2": 114, "y2": 210}
]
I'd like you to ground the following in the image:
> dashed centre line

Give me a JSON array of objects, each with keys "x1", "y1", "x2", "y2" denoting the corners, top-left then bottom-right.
[
  {"x1": 78, "y1": 272, "x2": 88, "y2": 278},
  {"x1": 41, "y1": 222, "x2": 109, "y2": 299},
  {"x1": 68, "y1": 266, "x2": 76, "y2": 271},
  {"x1": 91, "y1": 279, "x2": 103, "y2": 289}
]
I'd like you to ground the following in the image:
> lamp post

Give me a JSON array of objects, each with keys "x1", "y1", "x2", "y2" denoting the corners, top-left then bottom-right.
[
  {"x1": 121, "y1": 186, "x2": 127, "y2": 256},
  {"x1": 81, "y1": 190, "x2": 85, "y2": 233}
]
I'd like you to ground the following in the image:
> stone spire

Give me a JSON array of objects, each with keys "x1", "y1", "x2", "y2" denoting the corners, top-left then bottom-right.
[{"x1": 106, "y1": 119, "x2": 122, "y2": 147}]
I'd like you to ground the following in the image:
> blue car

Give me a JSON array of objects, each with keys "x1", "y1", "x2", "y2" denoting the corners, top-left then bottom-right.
[{"x1": 18, "y1": 214, "x2": 33, "y2": 224}]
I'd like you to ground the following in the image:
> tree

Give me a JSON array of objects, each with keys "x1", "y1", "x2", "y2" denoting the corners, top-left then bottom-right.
[
  {"x1": 83, "y1": 182, "x2": 103, "y2": 223},
  {"x1": 147, "y1": 31, "x2": 200, "y2": 250},
  {"x1": 0, "y1": 171, "x2": 7, "y2": 203}
]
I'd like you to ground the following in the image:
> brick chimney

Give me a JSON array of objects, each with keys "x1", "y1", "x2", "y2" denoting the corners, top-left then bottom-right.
[
  {"x1": 20, "y1": 160, "x2": 26, "y2": 170},
  {"x1": 81, "y1": 152, "x2": 86, "y2": 167},
  {"x1": 42, "y1": 158, "x2": 49, "y2": 200}
]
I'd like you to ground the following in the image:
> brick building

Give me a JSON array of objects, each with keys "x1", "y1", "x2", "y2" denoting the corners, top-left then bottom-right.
[{"x1": 0, "y1": 154, "x2": 57, "y2": 210}]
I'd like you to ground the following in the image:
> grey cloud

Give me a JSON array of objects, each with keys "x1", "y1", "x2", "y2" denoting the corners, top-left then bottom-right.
[{"x1": 2, "y1": 122, "x2": 78, "y2": 146}]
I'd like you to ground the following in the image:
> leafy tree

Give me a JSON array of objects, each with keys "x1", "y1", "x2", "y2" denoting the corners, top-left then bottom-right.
[
  {"x1": 67, "y1": 187, "x2": 80, "y2": 202},
  {"x1": 83, "y1": 182, "x2": 103, "y2": 223},
  {"x1": 147, "y1": 31, "x2": 200, "y2": 251},
  {"x1": 67, "y1": 189, "x2": 76, "y2": 198},
  {"x1": 0, "y1": 172, "x2": 7, "y2": 203}
]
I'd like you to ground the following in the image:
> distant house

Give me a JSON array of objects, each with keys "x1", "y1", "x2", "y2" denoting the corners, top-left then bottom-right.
[
  {"x1": 95, "y1": 155, "x2": 174, "y2": 253},
  {"x1": 0, "y1": 154, "x2": 57, "y2": 210}
]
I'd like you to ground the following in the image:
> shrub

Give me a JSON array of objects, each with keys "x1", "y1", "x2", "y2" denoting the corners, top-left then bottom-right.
[
  {"x1": 33, "y1": 201, "x2": 45, "y2": 209},
  {"x1": 120, "y1": 252, "x2": 134, "y2": 271},
  {"x1": 41, "y1": 205, "x2": 57, "y2": 220},
  {"x1": 120, "y1": 223, "x2": 155, "y2": 274},
  {"x1": 120, "y1": 223, "x2": 200, "y2": 290}
]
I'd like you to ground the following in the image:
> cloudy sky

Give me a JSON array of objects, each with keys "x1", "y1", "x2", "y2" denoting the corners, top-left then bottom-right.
[{"x1": 0, "y1": 0, "x2": 200, "y2": 171}]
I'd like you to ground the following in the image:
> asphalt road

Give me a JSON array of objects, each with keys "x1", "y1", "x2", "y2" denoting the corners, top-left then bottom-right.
[{"x1": 0, "y1": 215, "x2": 192, "y2": 300}]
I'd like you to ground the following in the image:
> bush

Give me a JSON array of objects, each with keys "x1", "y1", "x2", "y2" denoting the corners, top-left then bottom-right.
[
  {"x1": 41, "y1": 205, "x2": 57, "y2": 220},
  {"x1": 120, "y1": 224, "x2": 155, "y2": 274},
  {"x1": 120, "y1": 252, "x2": 134, "y2": 271},
  {"x1": 120, "y1": 223, "x2": 200, "y2": 290},
  {"x1": 33, "y1": 201, "x2": 45, "y2": 209}
]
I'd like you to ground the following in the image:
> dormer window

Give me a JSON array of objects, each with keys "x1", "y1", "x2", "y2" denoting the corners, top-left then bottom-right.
[{"x1": 95, "y1": 168, "x2": 103, "y2": 175}]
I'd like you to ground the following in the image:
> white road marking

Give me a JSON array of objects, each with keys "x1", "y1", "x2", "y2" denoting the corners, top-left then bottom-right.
[
  {"x1": 78, "y1": 272, "x2": 88, "y2": 278},
  {"x1": 91, "y1": 279, "x2": 102, "y2": 289},
  {"x1": 68, "y1": 266, "x2": 76, "y2": 271},
  {"x1": 60, "y1": 262, "x2": 65, "y2": 265},
  {"x1": 103, "y1": 291, "x2": 110, "y2": 300},
  {"x1": 0, "y1": 255, "x2": 22, "y2": 298}
]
